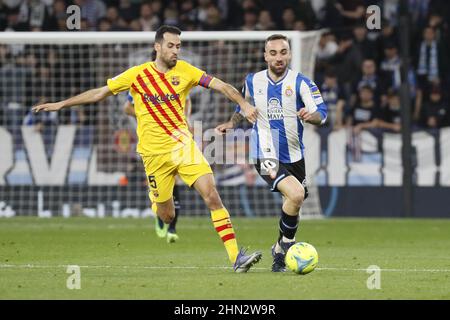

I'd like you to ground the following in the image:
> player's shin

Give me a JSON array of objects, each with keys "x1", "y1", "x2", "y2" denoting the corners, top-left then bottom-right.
[
  {"x1": 210, "y1": 207, "x2": 239, "y2": 263},
  {"x1": 274, "y1": 207, "x2": 299, "y2": 254}
]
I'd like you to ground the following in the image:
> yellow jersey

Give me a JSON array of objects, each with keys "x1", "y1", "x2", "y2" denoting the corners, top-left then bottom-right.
[{"x1": 107, "y1": 60, "x2": 214, "y2": 155}]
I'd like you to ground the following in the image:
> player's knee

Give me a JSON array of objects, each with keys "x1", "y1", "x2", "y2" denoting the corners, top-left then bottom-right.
[{"x1": 287, "y1": 188, "x2": 304, "y2": 208}]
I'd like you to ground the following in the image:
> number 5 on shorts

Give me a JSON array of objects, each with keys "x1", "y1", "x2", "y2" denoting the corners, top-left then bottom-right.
[{"x1": 148, "y1": 175, "x2": 157, "y2": 189}]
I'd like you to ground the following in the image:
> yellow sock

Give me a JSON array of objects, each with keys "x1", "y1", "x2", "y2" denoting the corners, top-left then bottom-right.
[{"x1": 211, "y1": 207, "x2": 239, "y2": 264}]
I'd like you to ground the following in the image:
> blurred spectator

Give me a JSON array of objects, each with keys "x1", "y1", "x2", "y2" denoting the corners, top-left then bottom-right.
[
  {"x1": 293, "y1": 20, "x2": 307, "y2": 31},
  {"x1": 105, "y1": 6, "x2": 129, "y2": 31},
  {"x1": 281, "y1": 7, "x2": 296, "y2": 30},
  {"x1": 329, "y1": 32, "x2": 363, "y2": 100},
  {"x1": 73, "y1": 0, "x2": 107, "y2": 30},
  {"x1": 346, "y1": 85, "x2": 379, "y2": 134},
  {"x1": 321, "y1": 0, "x2": 343, "y2": 29},
  {"x1": 335, "y1": 0, "x2": 365, "y2": 28},
  {"x1": 382, "y1": 0, "x2": 400, "y2": 27},
  {"x1": 179, "y1": 0, "x2": 198, "y2": 29},
  {"x1": 241, "y1": 9, "x2": 258, "y2": 31},
  {"x1": 376, "y1": 89, "x2": 402, "y2": 132},
  {"x1": 320, "y1": 69, "x2": 346, "y2": 129},
  {"x1": 197, "y1": 0, "x2": 213, "y2": 27},
  {"x1": 163, "y1": 6, "x2": 179, "y2": 27},
  {"x1": 375, "y1": 19, "x2": 398, "y2": 64},
  {"x1": 150, "y1": 0, "x2": 163, "y2": 17},
  {"x1": 415, "y1": 26, "x2": 448, "y2": 85},
  {"x1": 97, "y1": 17, "x2": 111, "y2": 31},
  {"x1": 256, "y1": 10, "x2": 275, "y2": 31},
  {"x1": 316, "y1": 31, "x2": 338, "y2": 61},
  {"x1": 352, "y1": 24, "x2": 378, "y2": 61},
  {"x1": 4, "y1": 5, "x2": 29, "y2": 31},
  {"x1": 138, "y1": 2, "x2": 160, "y2": 31},
  {"x1": 310, "y1": 0, "x2": 326, "y2": 23},
  {"x1": 379, "y1": 42, "x2": 401, "y2": 89},
  {"x1": 117, "y1": 0, "x2": 139, "y2": 24},
  {"x1": 354, "y1": 59, "x2": 387, "y2": 108},
  {"x1": 427, "y1": 12, "x2": 449, "y2": 42},
  {"x1": 17, "y1": 0, "x2": 57, "y2": 31},
  {"x1": 201, "y1": 4, "x2": 224, "y2": 30},
  {"x1": 292, "y1": 0, "x2": 317, "y2": 29},
  {"x1": 420, "y1": 84, "x2": 448, "y2": 128}
]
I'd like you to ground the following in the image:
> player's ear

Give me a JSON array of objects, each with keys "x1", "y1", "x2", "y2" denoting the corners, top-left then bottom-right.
[
  {"x1": 264, "y1": 50, "x2": 269, "y2": 63},
  {"x1": 154, "y1": 42, "x2": 161, "y2": 54}
]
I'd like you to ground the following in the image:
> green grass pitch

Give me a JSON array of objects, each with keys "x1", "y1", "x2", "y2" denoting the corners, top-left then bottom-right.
[{"x1": 0, "y1": 217, "x2": 449, "y2": 299}]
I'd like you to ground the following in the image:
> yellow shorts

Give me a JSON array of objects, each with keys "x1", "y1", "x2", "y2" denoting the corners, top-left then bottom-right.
[{"x1": 140, "y1": 139, "x2": 212, "y2": 203}]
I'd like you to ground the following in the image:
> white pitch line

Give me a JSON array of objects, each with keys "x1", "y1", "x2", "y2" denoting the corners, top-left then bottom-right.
[{"x1": 1, "y1": 264, "x2": 450, "y2": 273}]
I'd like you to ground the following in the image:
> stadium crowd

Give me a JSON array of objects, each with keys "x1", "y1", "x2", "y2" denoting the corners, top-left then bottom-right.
[{"x1": 0, "y1": 0, "x2": 449, "y2": 132}]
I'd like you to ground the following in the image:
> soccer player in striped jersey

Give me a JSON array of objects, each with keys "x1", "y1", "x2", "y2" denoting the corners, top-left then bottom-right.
[
  {"x1": 33, "y1": 25, "x2": 262, "y2": 272},
  {"x1": 123, "y1": 90, "x2": 192, "y2": 243},
  {"x1": 216, "y1": 34, "x2": 328, "y2": 272}
]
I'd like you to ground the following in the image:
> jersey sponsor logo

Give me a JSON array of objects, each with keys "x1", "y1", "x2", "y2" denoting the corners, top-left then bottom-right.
[
  {"x1": 143, "y1": 92, "x2": 180, "y2": 105},
  {"x1": 267, "y1": 97, "x2": 284, "y2": 120},
  {"x1": 171, "y1": 75, "x2": 180, "y2": 86},
  {"x1": 285, "y1": 86, "x2": 294, "y2": 96}
]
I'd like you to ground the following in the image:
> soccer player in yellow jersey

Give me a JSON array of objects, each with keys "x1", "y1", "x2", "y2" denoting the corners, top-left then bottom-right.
[
  {"x1": 33, "y1": 25, "x2": 261, "y2": 272},
  {"x1": 123, "y1": 88, "x2": 188, "y2": 243}
]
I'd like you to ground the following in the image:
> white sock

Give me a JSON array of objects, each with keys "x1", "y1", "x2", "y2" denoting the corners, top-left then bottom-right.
[{"x1": 282, "y1": 236, "x2": 295, "y2": 243}]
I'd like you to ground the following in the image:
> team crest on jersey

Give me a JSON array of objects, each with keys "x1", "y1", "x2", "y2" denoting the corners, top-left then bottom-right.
[
  {"x1": 171, "y1": 76, "x2": 180, "y2": 86},
  {"x1": 285, "y1": 86, "x2": 294, "y2": 96},
  {"x1": 267, "y1": 97, "x2": 284, "y2": 120},
  {"x1": 152, "y1": 190, "x2": 159, "y2": 198}
]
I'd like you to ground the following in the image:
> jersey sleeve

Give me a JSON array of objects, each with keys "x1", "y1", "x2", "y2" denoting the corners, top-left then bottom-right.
[
  {"x1": 299, "y1": 78, "x2": 328, "y2": 124},
  {"x1": 107, "y1": 66, "x2": 138, "y2": 95},
  {"x1": 184, "y1": 61, "x2": 215, "y2": 89}
]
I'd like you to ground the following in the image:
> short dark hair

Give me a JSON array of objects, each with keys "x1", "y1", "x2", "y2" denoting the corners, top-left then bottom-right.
[
  {"x1": 155, "y1": 25, "x2": 181, "y2": 43},
  {"x1": 265, "y1": 34, "x2": 289, "y2": 48}
]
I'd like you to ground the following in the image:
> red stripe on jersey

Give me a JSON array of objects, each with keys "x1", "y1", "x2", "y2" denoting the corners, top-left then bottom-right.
[
  {"x1": 131, "y1": 83, "x2": 184, "y2": 145},
  {"x1": 150, "y1": 65, "x2": 183, "y2": 109},
  {"x1": 221, "y1": 233, "x2": 236, "y2": 242},
  {"x1": 215, "y1": 224, "x2": 232, "y2": 233},
  {"x1": 143, "y1": 68, "x2": 184, "y2": 123},
  {"x1": 136, "y1": 74, "x2": 188, "y2": 138}
]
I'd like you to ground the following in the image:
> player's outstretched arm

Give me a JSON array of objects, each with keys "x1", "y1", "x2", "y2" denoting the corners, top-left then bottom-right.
[
  {"x1": 208, "y1": 78, "x2": 257, "y2": 123},
  {"x1": 32, "y1": 85, "x2": 113, "y2": 113},
  {"x1": 215, "y1": 112, "x2": 245, "y2": 135}
]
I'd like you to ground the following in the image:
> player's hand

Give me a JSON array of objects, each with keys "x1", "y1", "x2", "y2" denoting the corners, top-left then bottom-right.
[
  {"x1": 32, "y1": 102, "x2": 64, "y2": 113},
  {"x1": 297, "y1": 108, "x2": 313, "y2": 122},
  {"x1": 215, "y1": 121, "x2": 233, "y2": 135},
  {"x1": 240, "y1": 102, "x2": 257, "y2": 124}
]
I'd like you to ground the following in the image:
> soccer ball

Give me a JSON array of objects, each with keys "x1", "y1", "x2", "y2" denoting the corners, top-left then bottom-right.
[{"x1": 285, "y1": 242, "x2": 318, "y2": 275}]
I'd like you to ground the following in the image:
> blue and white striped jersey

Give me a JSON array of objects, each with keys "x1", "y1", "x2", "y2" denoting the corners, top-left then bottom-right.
[{"x1": 237, "y1": 69, "x2": 327, "y2": 163}]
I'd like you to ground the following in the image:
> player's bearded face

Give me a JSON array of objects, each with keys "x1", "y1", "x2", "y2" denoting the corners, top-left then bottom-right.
[
  {"x1": 158, "y1": 33, "x2": 181, "y2": 68},
  {"x1": 265, "y1": 40, "x2": 291, "y2": 77}
]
